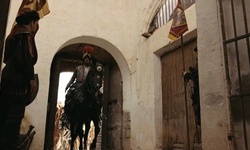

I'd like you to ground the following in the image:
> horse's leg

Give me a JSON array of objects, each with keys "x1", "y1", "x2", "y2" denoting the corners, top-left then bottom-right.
[
  {"x1": 84, "y1": 121, "x2": 90, "y2": 150},
  {"x1": 90, "y1": 119, "x2": 100, "y2": 149},
  {"x1": 78, "y1": 123, "x2": 84, "y2": 150},
  {"x1": 70, "y1": 133, "x2": 76, "y2": 150},
  {"x1": 70, "y1": 134, "x2": 76, "y2": 150},
  {"x1": 70, "y1": 123, "x2": 76, "y2": 150}
]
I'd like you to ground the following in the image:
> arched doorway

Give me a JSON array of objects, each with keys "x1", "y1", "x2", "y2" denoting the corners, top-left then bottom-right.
[{"x1": 44, "y1": 42, "x2": 124, "y2": 150}]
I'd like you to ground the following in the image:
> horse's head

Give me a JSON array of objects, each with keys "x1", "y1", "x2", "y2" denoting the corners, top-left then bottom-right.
[{"x1": 86, "y1": 62, "x2": 104, "y2": 96}]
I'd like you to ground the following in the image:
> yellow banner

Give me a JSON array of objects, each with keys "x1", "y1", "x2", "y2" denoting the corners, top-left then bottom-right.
[
  {"x1": 168, "y1": 0, "x2": 188, "y2": 41},
  {"x1": 18, "y1": 0, "x2": 50, "y2": 18}
]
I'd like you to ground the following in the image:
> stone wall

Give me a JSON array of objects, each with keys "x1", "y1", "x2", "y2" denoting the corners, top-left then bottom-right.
[
  {"x1": 107, "y1": 64, "x2": 123, "y2": 150},
  {"x1": 123, "y1": 111, "x2": 131, "y2": 150}
]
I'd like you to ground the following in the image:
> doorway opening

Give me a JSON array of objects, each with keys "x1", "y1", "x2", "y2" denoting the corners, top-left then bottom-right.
[{"x1": 44, "y1": 43, "x2": 123, "y2": 150}]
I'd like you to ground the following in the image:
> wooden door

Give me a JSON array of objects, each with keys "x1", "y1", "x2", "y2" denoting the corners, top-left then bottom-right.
[{"x1": 162, "y1": 40, "x2": 201, "y2": 150}]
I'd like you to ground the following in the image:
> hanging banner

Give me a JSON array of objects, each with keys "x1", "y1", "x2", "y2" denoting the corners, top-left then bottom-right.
[
  {"x1": 168, "y1": 0, "x2": 188, "y2": 41},
  {"x1": 17, "y1": 0, "x2": 50, "y2": 18}
]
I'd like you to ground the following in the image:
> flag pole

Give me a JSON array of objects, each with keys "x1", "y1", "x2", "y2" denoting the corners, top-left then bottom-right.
[
  {"x1": 181, "y1": 36, "x2": 185, "y2": 71},
  {"x1": 168, "y1": 0, "x2": 194, "y2": 147},
  {"x1": 181, "y1": 35, "x2": 201, "y2": 144},
  {"x1": 181, "y1": 35, "x2": 191, "y2": 150}
]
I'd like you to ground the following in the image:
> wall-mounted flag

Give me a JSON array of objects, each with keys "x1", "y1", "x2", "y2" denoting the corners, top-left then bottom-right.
[
  {"x1": 168, "y1": 0, "x2": 188, "y2": 41},
  {"x1": 8, "y1": 0, "x2": 50, "y2": 36},
  {"x1": 17, "y1": 0, "x2": 50, "y2": 18}
]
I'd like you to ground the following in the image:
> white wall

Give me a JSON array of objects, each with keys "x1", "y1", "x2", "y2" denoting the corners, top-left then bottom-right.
[
  {"x1": 5, "y1": 1, "x2": 197, "y2": 149},
  {"x1": 196, "y1": 1, "x2": 231, "y2": 150}
]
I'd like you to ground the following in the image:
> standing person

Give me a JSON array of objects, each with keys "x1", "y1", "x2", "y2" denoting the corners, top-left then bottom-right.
[
  {"x1": 183, "y1": 47, "x2": 201, "y2": 126},
  {"x1": 0, "y1": 10, "x2": 40, "y2": 150}
]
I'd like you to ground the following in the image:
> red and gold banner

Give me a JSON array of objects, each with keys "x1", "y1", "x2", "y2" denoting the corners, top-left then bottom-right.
[
  {"x1": 18, "y1": 0, "x2": 50, "y2": 18},
  {"x1": 168, "y1": 0, "x2": 188, "y2": 41},
  {"x1": 9, "y1": 0, "x2": 50, "y2": 33}
]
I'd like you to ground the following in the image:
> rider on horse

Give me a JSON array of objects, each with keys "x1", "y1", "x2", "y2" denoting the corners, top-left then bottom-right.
[
  {"x1": 63, "y1": 46, "x2": 105, "y2": 150},
  {"x1": 64, "y1": 46, "x2": 102, "y2": 119}
]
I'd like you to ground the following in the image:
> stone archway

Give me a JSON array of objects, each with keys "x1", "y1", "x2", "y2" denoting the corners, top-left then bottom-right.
[{"x1": 44, "y1": 36, "x2": 131, "y2": 150}]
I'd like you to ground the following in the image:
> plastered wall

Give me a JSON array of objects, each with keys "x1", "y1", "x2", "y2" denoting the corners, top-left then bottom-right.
[
  {"x1": 4, "y1": 1, "x2": 198, "y2": 149},
  {"x1": 196, "y1": 1, "x2": 231, "y2": 150}
]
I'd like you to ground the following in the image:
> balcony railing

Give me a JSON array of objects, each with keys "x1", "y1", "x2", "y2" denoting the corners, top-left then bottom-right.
[{"x1": 154, "y1": 0, "x2": 195, "y2": 28}]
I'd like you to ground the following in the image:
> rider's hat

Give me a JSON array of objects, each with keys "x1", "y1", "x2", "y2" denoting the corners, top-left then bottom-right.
[{"x1": 82, "y1": 46, "x2": 94, "y2": 59}]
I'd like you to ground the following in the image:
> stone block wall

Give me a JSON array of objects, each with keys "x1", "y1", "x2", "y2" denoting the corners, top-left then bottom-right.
[{"x1": 123, "y1": 111, "x2": 131, "y2": 150}]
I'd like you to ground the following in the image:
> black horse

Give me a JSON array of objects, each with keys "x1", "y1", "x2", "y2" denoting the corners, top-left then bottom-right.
[{"x1": 64, "y1": 63, "x2": 104, "y2": 150}]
